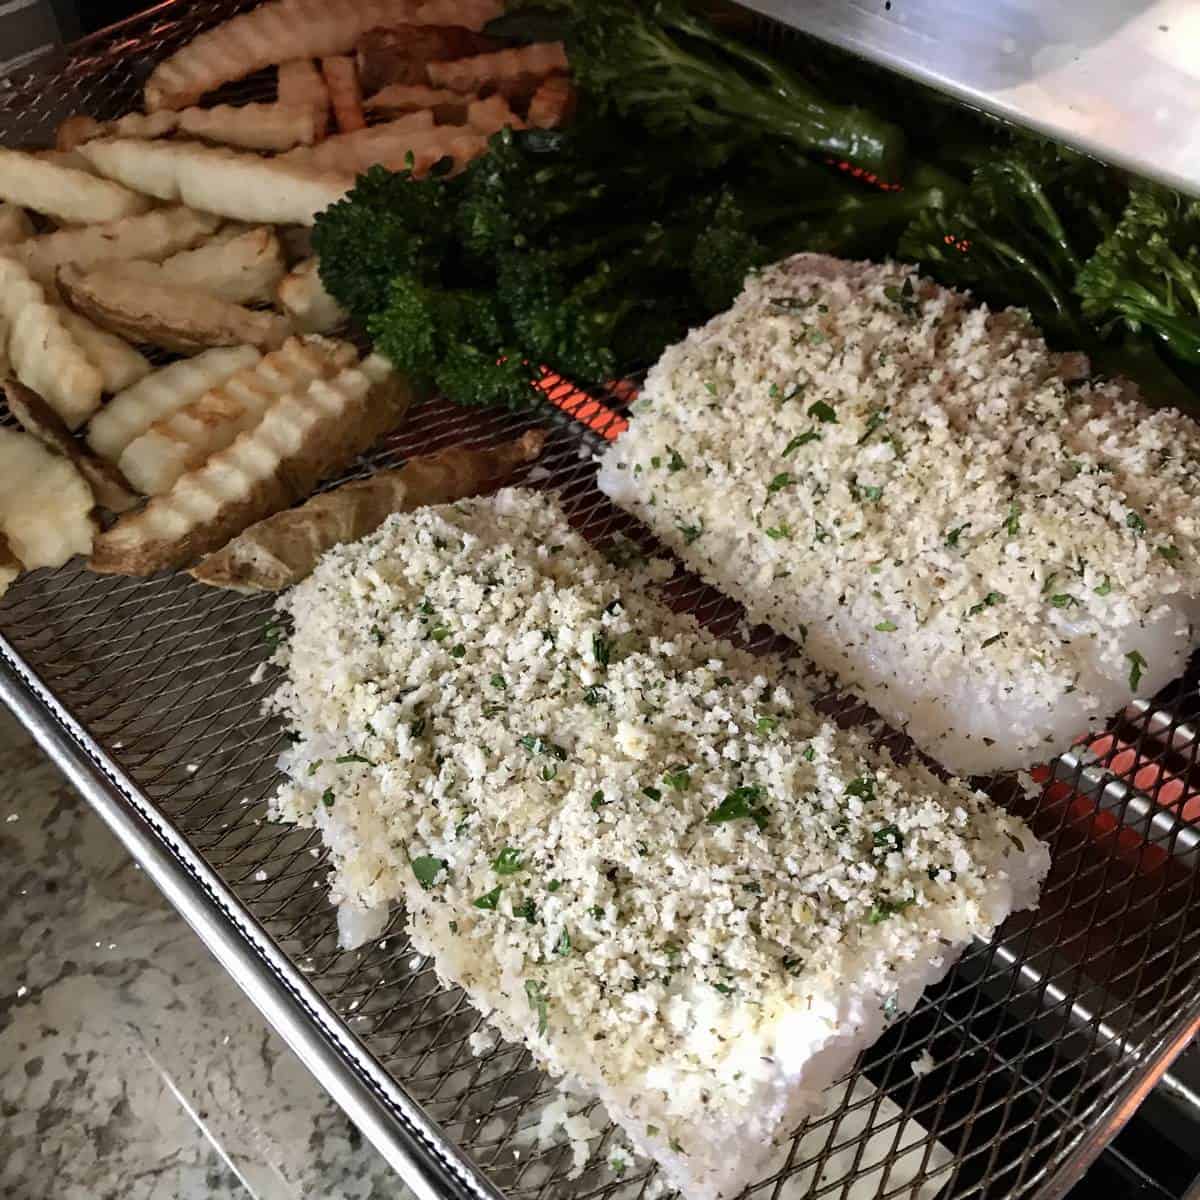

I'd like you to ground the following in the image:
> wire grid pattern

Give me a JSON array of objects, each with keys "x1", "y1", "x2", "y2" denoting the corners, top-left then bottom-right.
[{"x1": 2, "y1": 5, "x2": 1200, "y2": 1199}]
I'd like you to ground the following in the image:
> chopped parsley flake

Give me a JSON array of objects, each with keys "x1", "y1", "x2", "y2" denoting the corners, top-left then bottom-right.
[
  {"x1": 335, "y1": 753, "x2": 373, "y2": 765},
  {"x1": 875, "y1": 620, "x2": 898, "y2": 632},
  {"x1": 765, "y1": 524, "x2": 791, "y2": 540},
  {"x1": 967, "y1": 592, "x2": 1005, "y2": 617},
  {"x1": 867, "y1": 897, "x2": 914, "y2": 924},
  {"x1": 411, "y1": 855, "x2": 447, "y2": 890},
  {"x1": 494, "y1": 847, "x2": 523, "y2": 875},
  {"x1": 1159, "y1": 545, "x2": 1181, "y2": 562},
  {"x1": 592, "y1": 634, "x2": 612, "y2": 668},
  {"x1": 662, "y1": 765, "x2": 690, "y2": 792},
  {"x1": 1126, "y1": 512, "x2": 1147, "y2": 535},
  {"x1": 525, "y1": 979, "x2": 549, "y2": 1035},
  {"x1": 858, "y1": 409, "x2": 887, "y2": 444},
  {"x1": 555, "y1": 928, "x2": 571, "y2": 956},
  {"x1": 519, "y1": 735, "x2": 567, "y2": 761},
  {"x1": 756, "y1": 716, "x2": 779, "y2": 734},
  {"x1": 872, "y1": 824, "x2": 903, "y2": 852},
  {"x1": 678, "y1": 520, "x2": 704, "y2": 544},
  {"x1": 1095, "y1": 577, "x2": 1113, "y2": 596},
  {"x1": 474, "y1": 887, "x2": 502, "y2": 910},
  {"x1": 782, "y1": 431, "x2": 820, "y2": 456},
  {"x1": 1004, "y1": 503, "x2": 1021, "y2": 537},
  {"x1": 666, "y1": 446, "x2": 686, "y2": 472},
  {"x1": 707, "y1": 785, "x2": 768, "y2": 831},
  {"x1": 809, "y1": 400, "x2": 837, "y2": 424},
  {"x1": 642, "y1": 785, "x2": 662, "y2": 801},
  {"x1": 490, "y1": 673, "x2": 507, "y2": 690},
  {"x1": 945, "y1": 524, "x2": 970, "y2": 549},
  {"x1": 767, "y1": 472, "x2": 793, "y2": 494},
  {"x1": 1049, "y1": 594, "x2": 1079, "y2": 608},
  {"x1": 321, "y1": 789, "x2": 334, "y2": 808},
  {"x1": 1126, "y1": 649, "x2": 1148, "y2": 692}
]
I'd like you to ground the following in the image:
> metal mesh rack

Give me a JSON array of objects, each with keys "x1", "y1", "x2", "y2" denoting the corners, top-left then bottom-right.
[{"x1": 3, "y1": 5, "x2": 1200, "y2": 1199}]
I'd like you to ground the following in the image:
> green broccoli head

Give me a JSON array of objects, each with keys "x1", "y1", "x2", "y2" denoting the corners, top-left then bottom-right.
[
  {"x1": 312, "y1": 165, "x2": 461, "y2": 324},
  {"x1": 689, "y1": 190, "x2": 767, "y2": 312},
  {"x1": 434, "y1": 344, "x2": 542, "y2": 410},
  {"x1": 1076, "y1": 185, "x2": 1200, "y2": 364}
]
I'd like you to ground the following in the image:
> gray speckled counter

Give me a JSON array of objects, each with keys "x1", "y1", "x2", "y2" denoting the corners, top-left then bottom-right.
[{"x1": 0, "y1": 704, "x2": 407, "y2": 1200}]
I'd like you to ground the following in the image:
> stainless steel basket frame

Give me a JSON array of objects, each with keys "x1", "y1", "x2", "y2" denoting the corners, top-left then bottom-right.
[{"x1": 3, "y1": 6, "x2": 1200, "y2": 1200}]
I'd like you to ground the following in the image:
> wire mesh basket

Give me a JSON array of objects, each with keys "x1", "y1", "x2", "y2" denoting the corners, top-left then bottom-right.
[{"x1": 3, "y1": 6, "x2": 1200, "y2": 1200}]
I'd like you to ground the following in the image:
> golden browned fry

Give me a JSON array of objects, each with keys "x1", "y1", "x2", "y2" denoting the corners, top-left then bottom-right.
[
  {"x1": 465, "y1": 94, "x2": 524, "y2": 135},
  {"x1": 363, "y1": 82, "x2": 468, "y2": 122},
  {"x1": 78, "y1": 138, "x2": 353, "y2": 226},
  {"x1": 3, "y1": 379, "x2": 139, "y2": 513},
  {"x1": 282, "y1": 111, "x2": 432, "y2": 171},
  {"x1": 0, "y1": 531, "x2": 20, "y2": 599},
  {"x1": 0, "y1": 146, "x2": 152, "y2": 225},
  {"x1": 90, "y1": 354, "x2": 410, "y2": 575},
  {"x1": 58, "y1": 262, "x2": 294, "y2": 355},
  {"x1": 427, "y1": 43, "x2": 569, "y2": 95},
  {"x1": 115, "y1": 227, "x2": 287, "y2": 305},
  {"x1": 57, "y1": 111, "x2": 181, "y2": 151},
  {"x1": 179, "y1": 102, "x2": 323, "y2": 152},
  {"x1": 321, "y1": 56, "x2": 367, "y2": 133},
  {"x1": 413, "y1": 0, "x2": 503, "y2": 31},
  {"x1": 528, "y1": 74, "x2": 577, "y2": 129},
  {"x1": 276, "y1": 258, "x2": 347, "y2": 333},
  {"x1": 119, "y1": 335, "x2": 358, "y2": 495},
  {"x1": 87, "y1": 346, "x2": 263, "y2": 463},
  {"x1": 284, "y1": 117, "x2": 485, "y2": 177},
  {"x1": 192, "y1": 429, "x2": 546, "y2": 592},
  {"x1": 355, "y1": 25, "x2": 497, "y2": 93},
  {"x1": 0, "y1": 203, "x2": 33, "y2": 246},
  {"x1": 59, "y1": 310, "x2": 153, "y2": 393},
  {"x1": 0, "y1": 426, "x2": 96, "y2": 570},
  {"x1": 0, "y1": 257, "x2": 103, "y2": 429},
  {"x1": 1, "y1": 207, "x2": 222, "y2": 287},
  {"x1": 34, "y1": 149, "x2": 98, "y2": 175},
  {"x1": 144, "y1": 0, "x2": 421, "y2": 111},
  {"x1": 277, "y1": 59, "x2": 330, "y2": 130}
]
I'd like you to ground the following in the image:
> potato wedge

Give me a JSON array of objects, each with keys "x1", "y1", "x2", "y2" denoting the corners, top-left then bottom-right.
[
  {"x1": 0, "y1": 257, "x2": 102, "y2": 429},
  {"x1": 144, "y1": 0, "x2": 423, "y2": 111},
  {"x1": 60, "y1": 310, "x2": 153, "y2": 393},
  {"x1": 0, "y1": 146, "x2": 152, "y2": 224},
  {"x1": 90, "y1": 354, "x2": 410, "y2": 574},
  {"x1": 0, "y1": 203, "x2": 33, "y2": 247},
  {"x1": 414, "y1": 0, "x2": 503, "y2": 30},
  {"x1": 0, "y1": 427, "x2": 96, "y2": 570},
  {"x1": 1, "y1": 206, "x2": 221, "y2": 287},
  {"x1": 191, "y1": 429, "x2": 546, "y2": 591},
  {"x1": 276, "y1": 258, "x2": 347, "y2": 333},
  {"x1": 59, "y1": 263, "x2": 293, "y2": 354},
  {"x1": 0, "y1": 532, "x2": 20, "y2": 600},
  {"x1": 78, "y1": 138, "x2": 353, "y2": 227},
  {"x1": 179, "y1": 103, "x2": 323, "y2": 152},
  {"x1": 115, "y1": 227, "x2": 287, "y2": 305},
  {"x1": 3, "y1": 379, "x2": 138, "y2": 513},
  {"x1": 87, "y1": 346, "x2": 263, "y2": 462},
  {"x1": 119, "y1": 335, "x2": 357, "y2": 495},
  {"x1": 528, "y1": 74, "x2": 576, "y2": 129},
  {"x1": 427, "y1": 43, "x2": 569, "y2": 95},
  {"x1": 277, "y1": 59, "x2": 330, "y2": 129},
  {"x1": 57, "y1": 111, "x2": 181, "y2": 151},
  {"x1": 355, "y1": 25, "x2": 496, "y2": 94},
  {"x1": 321, "y1": 56, "x2": 366, "y2": 133}
]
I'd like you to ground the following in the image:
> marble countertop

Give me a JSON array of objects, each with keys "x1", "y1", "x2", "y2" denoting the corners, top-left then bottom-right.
[{"x1": 0, "y1": 703, "x2": 408, "y2": 1200}]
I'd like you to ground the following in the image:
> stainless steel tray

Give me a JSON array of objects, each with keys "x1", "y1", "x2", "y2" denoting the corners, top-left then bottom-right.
[{"x1": 4, "y1": 6, "x2": 1200, "y2": 1199}]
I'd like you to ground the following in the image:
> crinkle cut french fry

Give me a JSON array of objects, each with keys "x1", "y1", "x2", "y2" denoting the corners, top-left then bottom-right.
[
  {"x1": 0, "y1": 146, "x2": 152, "y2": 225},
  {"x1": 0, "y1": 257, "x2": 102, "y2": 429},
  {"x1": 277, "y1": 258, "x2": 347, "y2": 333},
  {"x1": 466, "y1": 95, "x2": 524, "y2": 136},
  {"x1": 528, "y1": 74, "x2": 576, "y2": 129},
  {"x1": 321, "y1": 56, "x2": 366, "y2": 133},
  {"x1": 79, "y1": 138, "x2": 353, "y2": 227},
  {"x1": 363, "y1": 83, "x2": 468, "y2": 122},
  {"x1": 285, "y1": 119, "x2": 485, "y2": 178},
  {"x1": 3, "y1": 378, "x2": 138, "y2": 513},
  {"x1": 282, "y1": 111, "x2": 432, "y2": 171},
  {"x1": 60, "y1": 310, "x2": 153, "y2": 394},
  {"x1": 413, "y1": 0, "x2": 503, "y2": 31},
  {"x1": 0, "y1": 203, "x2": 33, "y2": 246},
  {"x1": 57, "y1": 111, "x2": 180, "y2": 151},
  {"x1": 277, "y1": 59, "x2": 330, "y2": 129},
  {"x1": 119, "y1": 335, "x2": 358, "y2": 496},
  {"x1": 87, "y1": 345, "x2": 263, "y2": 463},
  {"x1": 1, "y1": 206, "x2": 221, "y2": 287},
  {"x1": 144, "y1": 0, "x2": 421, "y2": 111},
  {"x1": 179, "y1": 103, "x2": 322, "y2": 152},
  {"x1": 0, "y1": 426, "x2": 95, "y2": 570},
  {"x1": 90, "y1": 354, "x2": 411, "y2": 575},
  {"x1": 58, "y1": 262, "x2": 294, "y2": 355},
  {"x1": 427, "y1": 43, "x2": 569, "y2": 95},
  {"x1": 191, "y1": 429, "x2": 547, "y2": 592},
  {"x1": 355, "y1": 26, "x2": 498, "y2": 94},
  {"x1": 0, "y1": 531, "x2": 20, "y2": 599},
  {"x1": 116, "y1": 227, "x2": 287, "y2": 306}
]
